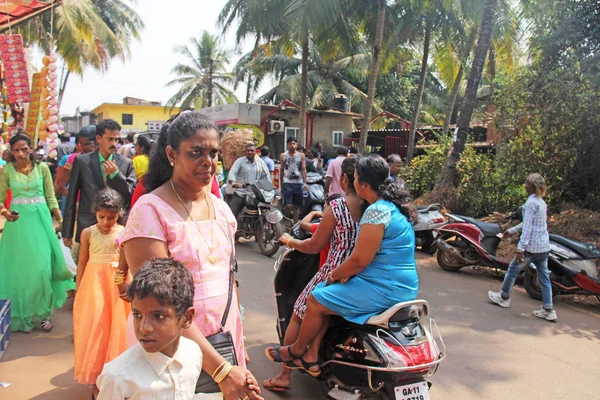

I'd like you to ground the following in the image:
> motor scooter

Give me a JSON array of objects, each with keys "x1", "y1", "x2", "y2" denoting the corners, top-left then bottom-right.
[
  {"x1": 523, "y1": 235, "x2": 600, "y2": 301},
  {"x1": 434, "y1": 213, "x2": 510, "y2": 272},
  {"x1": 413, "y1": 204, "x2": 446, "y2": 254},
  {"x1": 301, "y1": 171, "x2": 326, "y2": 217},
  {"x1": 273, "y1": 224, "x2": 446, "y2": 399}
]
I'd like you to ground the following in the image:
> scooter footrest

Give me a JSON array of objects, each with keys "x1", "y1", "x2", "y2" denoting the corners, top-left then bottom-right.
[{"x1": 327, "y1": 386, "x2": 362, "y2": 400}]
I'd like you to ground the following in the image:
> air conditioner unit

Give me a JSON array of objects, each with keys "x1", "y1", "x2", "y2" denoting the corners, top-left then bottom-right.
[{"x1": 270, "y1": 120, "x2": 285, "y2": 133}]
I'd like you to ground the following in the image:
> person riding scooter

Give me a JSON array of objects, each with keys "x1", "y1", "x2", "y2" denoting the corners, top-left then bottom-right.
[
  {"x1": 227, "y1": 142, "x2": 271, "y2": 218},
  {"x1": 265, "y1": 155, "x2": 418, "y2": 376},
  {"x1": 263, "y1": 159, "x2": 362, "y2": 392}
]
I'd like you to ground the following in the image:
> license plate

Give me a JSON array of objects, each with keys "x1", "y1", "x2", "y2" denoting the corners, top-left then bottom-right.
[{"x1": 395, "y1": 381, "x2": 429, "y2": 400}]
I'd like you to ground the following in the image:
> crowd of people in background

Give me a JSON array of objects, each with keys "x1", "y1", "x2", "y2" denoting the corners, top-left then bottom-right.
[{"x1": 0, "y1": 109, "x2": 420, "y2": 400}]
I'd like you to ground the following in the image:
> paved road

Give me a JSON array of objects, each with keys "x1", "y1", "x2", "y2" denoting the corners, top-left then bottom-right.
[{"x1": 1, "y1": 242, "x2": 599, "y2": 399}]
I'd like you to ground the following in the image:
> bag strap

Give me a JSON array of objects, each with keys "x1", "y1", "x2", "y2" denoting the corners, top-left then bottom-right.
[{"x1": 219, "y1": 200, "x2": 236, "y2": 332}]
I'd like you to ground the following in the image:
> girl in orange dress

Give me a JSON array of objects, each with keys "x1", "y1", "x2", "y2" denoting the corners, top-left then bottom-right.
[{"x1": 73, "y1": 188, "x2": 130, "y2": 395}]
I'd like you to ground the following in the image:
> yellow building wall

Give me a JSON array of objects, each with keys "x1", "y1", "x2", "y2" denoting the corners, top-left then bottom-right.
[{"x1": 91, "y1": 103, "x2": 180, "y2": 131}]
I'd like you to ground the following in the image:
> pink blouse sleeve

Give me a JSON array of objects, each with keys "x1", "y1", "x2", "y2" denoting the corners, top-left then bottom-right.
[{"x1": 121, "y1": 195, "x2": 168, "y2": 244}]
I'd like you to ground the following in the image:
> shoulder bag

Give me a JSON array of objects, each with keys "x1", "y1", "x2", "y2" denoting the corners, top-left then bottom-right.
[{"x1": 195, "y1": 217, "x2": 239, "y2": 394}]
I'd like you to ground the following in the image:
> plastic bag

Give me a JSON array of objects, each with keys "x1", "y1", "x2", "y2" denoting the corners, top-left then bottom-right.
[{"x1": 59, "y1": 235, "x2": 77, "y2": 275}]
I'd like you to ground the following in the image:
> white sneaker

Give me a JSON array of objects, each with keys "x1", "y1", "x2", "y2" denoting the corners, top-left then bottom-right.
[
  {"x1": 533, "y1": 308, "x2": 557, "y2": 322},
  {"x1": 488, "y1": 291, "x2": 510, "y2": 308}
]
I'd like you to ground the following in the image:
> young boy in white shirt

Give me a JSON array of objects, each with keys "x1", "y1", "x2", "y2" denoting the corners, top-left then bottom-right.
[{"x1": 97, "y1": 258, "x2": 202, "y2": 399}]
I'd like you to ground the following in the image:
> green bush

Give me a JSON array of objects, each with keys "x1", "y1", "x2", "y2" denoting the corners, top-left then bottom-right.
[{"x1": 405, "y1": 135, "x2": 450, "y2": 198}]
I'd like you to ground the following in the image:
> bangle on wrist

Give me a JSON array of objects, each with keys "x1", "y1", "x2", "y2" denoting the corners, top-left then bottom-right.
[
  {"x1": 211, "y1": 360, "x2": 228, "y2": 380},
  {"x1": 213, "y1": 361, "x2": 233, "y2": 384}
]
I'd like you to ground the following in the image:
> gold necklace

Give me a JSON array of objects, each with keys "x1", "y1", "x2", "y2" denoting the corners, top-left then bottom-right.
[
  {"x1": 15, "y1": 162, "x2": 33, "y2": 192},
  {"x1": 170, "y1": 179, "x2": 217, "y2": 264}
]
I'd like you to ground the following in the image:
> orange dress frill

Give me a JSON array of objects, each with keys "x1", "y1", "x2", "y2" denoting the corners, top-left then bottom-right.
[{"x1": 73, "y1": 224, "x2": 130, "y2": 384}]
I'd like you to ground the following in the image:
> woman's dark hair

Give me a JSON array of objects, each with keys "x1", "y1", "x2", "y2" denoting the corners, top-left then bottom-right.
[
  {"x1": 355, "y1": 155, "x2": 416, "y2": 223},
  {"x1": 136, "y1": 135, "x2": 152, "y2": 155},
  {"x1": 78, "y1": 125, "x2": 97, "y2": 142},
  {"x1": 341, "y1": 156, "x2": 357, "y2": 191},
  {"x1": 9, "y1": 134, "x2": 37, "y2": 164},
  {"x1": 127, "y1": 257, "x2": 194, "y2": 318},
  {"x1": 91, "y1": 187, "x2": 124, "y2": 214},
  {"x1": 144, "y1": 111, "x2": 218, "y2": 192}
]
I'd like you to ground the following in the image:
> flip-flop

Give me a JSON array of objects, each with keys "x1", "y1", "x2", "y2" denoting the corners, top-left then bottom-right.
[
  {"x1": 263, "y1": 377, "x2": 291, "y2": 392},
  {"x1": 284, "y1": 358, "x2": 322, "y2": 378},
  {"x1": 40, "y1": 319, "x2": 54, "y2": 332},
  {"x1": 264, "y1": 345, "x2": 304, "y2": 363}
]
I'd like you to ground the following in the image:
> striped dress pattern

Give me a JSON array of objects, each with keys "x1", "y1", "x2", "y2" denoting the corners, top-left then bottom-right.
[{"x1": 293, "y1": 197, "x2": 360, "y2": 319}]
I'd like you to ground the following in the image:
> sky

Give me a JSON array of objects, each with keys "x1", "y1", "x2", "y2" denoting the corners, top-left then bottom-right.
[{"x1": 59, "y1": 0, "x2": 252, "y2": 116}]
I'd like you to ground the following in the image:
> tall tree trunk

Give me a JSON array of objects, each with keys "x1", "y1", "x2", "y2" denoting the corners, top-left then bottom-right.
[
  {"x1": 207, "y1": 59, "x2": 214, "y2": 107},
  {"x1": 246, "y1": 35, "x2": 261, "y2": 104},
  {"x1": 441, "y1": 65, "x2": 464, "y2": 136},
  {"x1": 435, "y1": 0, "x2": 498, "y2": 190},
  {"x1": 442, "y1": 28, "x2": 478, "y2": 136},
  {"x1": 57, "y1": 69, "x2": 71, "y2": 114},
  {"x1": 299, "y1": 33, "x2": 309, "y2": 146},
  {"x1": 488, "y1": 45, "x2": 496, "y2": 105},
  {"x1": 359, "y1": 0, "x2": 386, "y2": 153},
  {"x1": 246, "y1": 80, "x2": 252, "y2": 104},
  {"x1": 406, "y1": 22, "x2": 431, "y2": 162}
]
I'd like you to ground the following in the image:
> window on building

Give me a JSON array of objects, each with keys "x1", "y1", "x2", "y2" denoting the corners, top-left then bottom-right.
[
  {"x1": 122, "y1": 114, "x2": 133, "y2": 125},
  {"x1": 284, "y1": 127, "x2": 299, "y2": 145},
  {"x1": 332, "y1": 131, "x2": 344, "y2": 147},
  {"x1": 97, "y1": 112, "x2": 103, "y2": 121}
]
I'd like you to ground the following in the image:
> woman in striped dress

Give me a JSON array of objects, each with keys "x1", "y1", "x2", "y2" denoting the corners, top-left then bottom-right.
[{"x1": 264, "y1": 157, "x2": 364, "y2": 392}]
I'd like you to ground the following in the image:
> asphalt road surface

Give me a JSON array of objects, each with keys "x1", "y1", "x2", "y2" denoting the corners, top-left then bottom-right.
[{"x1": 1, "y1": 242, "x2": 599, "y2": 400}]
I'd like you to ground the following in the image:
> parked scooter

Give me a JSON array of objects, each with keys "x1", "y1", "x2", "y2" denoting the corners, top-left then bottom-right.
[
  {"x1": 414, "y1": 204, "x2": 446, "y2": 254},
  {"x1": 273, "y1": 223, "x2": 446, "y2": 399},
  {"x1": 434, "y1": 213, "x2": 510, "y2": 272},
  {"x1": 233, "y1": 179, "x2": 284, "y2": 257},
  {"x1": 523, "y1": 235, "x2": 600, "y2": 301},
  {"x1": 301, "y1": 171, "x2": 326, "y2": 217}
]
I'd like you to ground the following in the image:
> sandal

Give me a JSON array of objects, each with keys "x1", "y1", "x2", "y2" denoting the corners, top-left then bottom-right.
[
  {"x1": 41, "y1": 319, "x2": 54, "y2": 332},
  {"x1": 264, "y1": 345, "x2": 304, "y2": 363},
  {"x1": 284, "y1": 358, "x2": 322, "y2": 378}
]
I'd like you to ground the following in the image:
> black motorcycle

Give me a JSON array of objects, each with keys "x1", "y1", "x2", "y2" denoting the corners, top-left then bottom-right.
[
  {"x1": 235, "y1": 179, "x2": 284, "y2": 257},
  {"x1": 273, "y1": 223, "x2": 445, "y2": 399}
]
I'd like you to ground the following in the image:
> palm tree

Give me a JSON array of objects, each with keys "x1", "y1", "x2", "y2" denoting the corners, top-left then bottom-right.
[
  {"x1": 404, "y1": 0, "x2": 465, "y2": 162},
  {"x1": 20, "y1": 0, "x2": 144, "y2": 111},
  {"x1": 218, "y1": 0, "x2": 287, "y2": 102},
  {"x1": 249, "y1": 41, "x2": 373, "y2": 112},
  {"x1": 358, "y1": 0, "x2": 386, "y2": 153},
  {"x1": 165, "y1": 31, "x2": 238, "y2": 110},
  {"x1": 436, "y1": 0, "x2": 521, "y2": 137},
  {"x1": 435, "y1": 0, "x2": 498, "y2": 189}
]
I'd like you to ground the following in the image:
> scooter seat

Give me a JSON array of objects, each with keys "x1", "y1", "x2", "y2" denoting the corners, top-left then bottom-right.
[
  {"x1": 459, "y1": 216, "x2": 502, "y2": 237},
  {"x1": 549, "y1": 234, "x2": 600, "y2": 259},
  {"x1": 416, "y1": 204, "x2": 441, "y2": 213},
  {"x1": 365, "y1": 300, "x2": 429, "y2": 329}
]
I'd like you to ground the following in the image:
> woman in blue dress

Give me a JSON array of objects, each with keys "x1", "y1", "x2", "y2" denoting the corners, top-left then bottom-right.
[{"x1": 266, "y1": 155, "x2": 418, "y2": 374}]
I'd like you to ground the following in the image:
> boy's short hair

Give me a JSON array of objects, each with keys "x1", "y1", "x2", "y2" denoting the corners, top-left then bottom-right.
[{"x1": 127, "y1": 258, "x2": 194, "y2": 317}]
